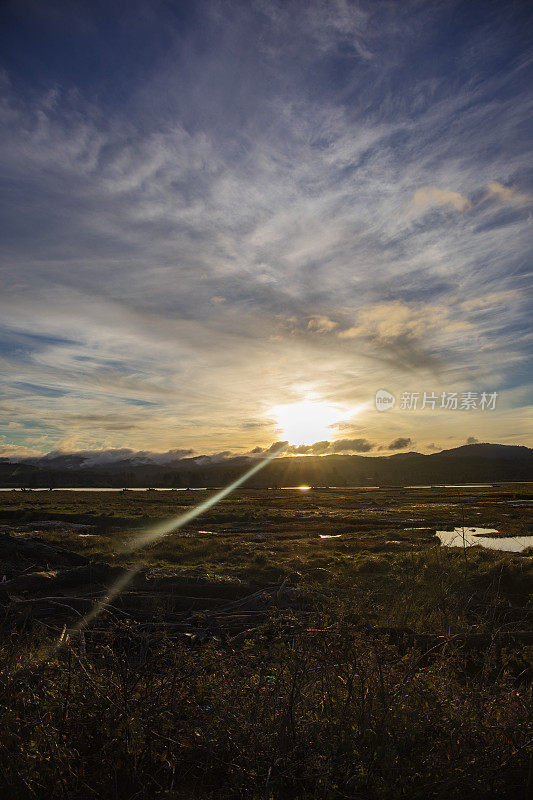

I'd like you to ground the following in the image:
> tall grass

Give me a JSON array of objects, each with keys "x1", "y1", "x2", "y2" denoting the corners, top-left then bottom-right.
[{"x1": 1, "y1": 548, "x2": 531, "y2": 800}]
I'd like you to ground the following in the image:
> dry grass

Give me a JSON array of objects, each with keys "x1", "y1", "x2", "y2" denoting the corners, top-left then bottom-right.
[{"x1": 0, "y1": 486, "x2": 531, "y2": 798}]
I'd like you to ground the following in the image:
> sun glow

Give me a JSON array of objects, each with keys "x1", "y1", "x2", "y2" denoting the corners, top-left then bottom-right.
[{"x1": 271, "y1": 398, "x2": 358, "y2": 446}]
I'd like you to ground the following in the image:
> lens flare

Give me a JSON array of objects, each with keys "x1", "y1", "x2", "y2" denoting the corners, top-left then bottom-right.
[{"x1": 53, "y1": 442, "x2": 288, "y2": 652}]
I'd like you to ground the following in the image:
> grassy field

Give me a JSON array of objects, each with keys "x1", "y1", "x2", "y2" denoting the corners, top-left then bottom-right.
[{"x1": 0, "y1": 486, "x2": 531, "y2": 799}]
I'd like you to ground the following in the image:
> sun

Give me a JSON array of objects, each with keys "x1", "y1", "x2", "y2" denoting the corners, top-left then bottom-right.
[{"x1": 271, "y1": 398, "x2": 352, "y2": 446}]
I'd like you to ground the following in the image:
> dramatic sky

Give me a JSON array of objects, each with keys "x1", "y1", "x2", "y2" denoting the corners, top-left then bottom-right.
[{"x1": 1, "y1": 0, "x2": 532, "y2": 460}]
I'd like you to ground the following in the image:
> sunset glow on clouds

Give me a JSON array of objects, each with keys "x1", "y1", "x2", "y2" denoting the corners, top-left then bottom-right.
[{"x1": 0, "y1": 0, "x2": 531, "y2": 458}]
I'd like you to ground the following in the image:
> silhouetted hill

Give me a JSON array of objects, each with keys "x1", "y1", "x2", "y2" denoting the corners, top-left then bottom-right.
[
  {"x1": 435, "y1": 443, "x2": 532, "y2": 459},
  {"x1": 0, "y1": 443, "x2": 531, "y2": 488}
]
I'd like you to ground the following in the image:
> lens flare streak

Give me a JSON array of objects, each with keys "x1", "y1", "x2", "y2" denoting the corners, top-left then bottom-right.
[{"x1": 56, "y1": 443, "x2": 288, "y2": 649}]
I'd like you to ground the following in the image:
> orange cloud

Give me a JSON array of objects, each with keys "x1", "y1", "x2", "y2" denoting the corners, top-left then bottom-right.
[
  {"x1": 412, "y1": 186, "x2": 471, "y2": 212},
  {"x1": 483, "y1": 181, "x2": 532, "y2": 206},
  {"x1": 307, "y1": 315, "x2": 338, "y2": 333}
]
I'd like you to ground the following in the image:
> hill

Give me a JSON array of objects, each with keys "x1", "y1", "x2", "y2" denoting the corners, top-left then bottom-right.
[{"x1": 0, "y1": 443, "x2": 531, "y2": 488}]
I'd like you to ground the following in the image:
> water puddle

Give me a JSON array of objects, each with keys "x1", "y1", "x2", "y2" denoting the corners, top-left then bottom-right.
[{"x1": 436, "y1": 527, "x2": 533, "y2": 553}]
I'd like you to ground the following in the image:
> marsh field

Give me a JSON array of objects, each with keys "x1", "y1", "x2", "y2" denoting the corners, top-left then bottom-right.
[{"x1": 0, "y1": 485, "x2": 532, "y2": 799}]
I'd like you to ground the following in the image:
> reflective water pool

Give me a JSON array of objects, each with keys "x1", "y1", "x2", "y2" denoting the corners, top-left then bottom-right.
[{"x1": 436, "y1": 527, "x2": 533, "y2": 553}]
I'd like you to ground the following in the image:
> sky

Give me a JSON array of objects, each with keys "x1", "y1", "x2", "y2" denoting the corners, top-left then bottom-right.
[{"x1": 0, "y1": 0, "x2": 532, "y2": 461}]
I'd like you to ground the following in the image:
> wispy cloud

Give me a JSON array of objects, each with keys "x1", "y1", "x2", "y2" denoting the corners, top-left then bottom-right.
[{"x1": 0, "y1": 0, "x2": 531, "y2": 454}]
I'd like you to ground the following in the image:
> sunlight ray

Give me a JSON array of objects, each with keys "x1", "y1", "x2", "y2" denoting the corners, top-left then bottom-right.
[{"x1": 54, "y1": 443, "x2": 288, "y2": 649}]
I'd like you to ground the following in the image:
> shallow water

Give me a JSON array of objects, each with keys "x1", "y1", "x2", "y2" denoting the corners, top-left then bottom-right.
[
  {"x1": 0, "y1": 482, "x2": 531, "y2": 492},
  {"x1": 0, "y1": 487, "x2": 209, "y2": 492},
  {"x1": 436, "y1": 527, "x2": 533, "y2": 553}
]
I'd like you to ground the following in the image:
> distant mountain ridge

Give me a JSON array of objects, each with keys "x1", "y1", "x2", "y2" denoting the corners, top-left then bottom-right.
[
  {"x1": 429, "y1": 443, "x2": 532, "y2": 459},
  {"x1": 0, "y1": 443, "x2": 531, "y2": 488}
]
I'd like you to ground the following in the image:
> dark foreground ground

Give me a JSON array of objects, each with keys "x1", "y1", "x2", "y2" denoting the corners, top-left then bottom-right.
[{"x1": 0, "y1": 485, "x2": 531, "y2": 799}]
